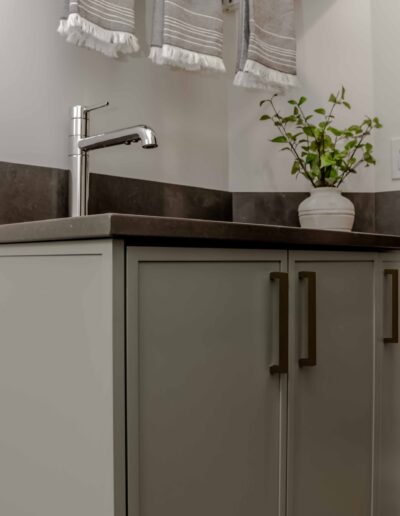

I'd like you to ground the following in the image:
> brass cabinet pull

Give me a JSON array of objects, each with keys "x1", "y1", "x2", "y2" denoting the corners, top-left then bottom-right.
[
  {"x1": 270, "y1": 272, "x2": 289, "y2": 375},
  {"x1": 384, "y1": 269, "x2": 399, "y2": 344},
  {"x1": 298, "y1": 271, "x2": 317, "y2": 368}
]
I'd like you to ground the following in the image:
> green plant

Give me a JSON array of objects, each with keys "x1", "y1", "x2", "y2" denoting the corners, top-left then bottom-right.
[{"x1": 259, "y1": 87, "x2": 382, "y2": 188}]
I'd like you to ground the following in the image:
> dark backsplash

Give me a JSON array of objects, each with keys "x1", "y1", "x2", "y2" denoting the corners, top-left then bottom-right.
[
  {"x1": 88, "y1": 173, "x2": 232, "y2": 222},
  {"x1": 342, "y1": 193, "x2": 376, "y2": 233},
  {"x1": 232, "y1": 192, "x2": 376, "y2": 233},
  {"x1": 0, "y1": 161, "x2": 68, "y2": 223},
  {"x1": 0, "y1": 161, "x2": 396, "y2": 235},
  {"x1": 232, "y1": 192, "x2": 308, "y2": 228},
  {"x1": 375, "y1": 192, "x2": 400, "y2": 235}
]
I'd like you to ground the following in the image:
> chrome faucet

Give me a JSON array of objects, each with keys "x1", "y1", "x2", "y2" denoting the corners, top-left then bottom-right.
[{"x1": 69, "y1": 102, "x2": 158, "y2": 217}]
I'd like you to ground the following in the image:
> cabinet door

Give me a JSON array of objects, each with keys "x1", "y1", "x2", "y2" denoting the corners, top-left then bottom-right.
[
  {"x1": 288, "y1": 252, "x2": 376, "y2": 516},
  {"x1": 0, "y1": 241, "x2": 125, "y2": 516},
  {"x1": 376, "y1": 253, "x2": 400, "y2": 515},
  {"x1": 126, "y1": 248, "x2": 288, "y2": 516}
]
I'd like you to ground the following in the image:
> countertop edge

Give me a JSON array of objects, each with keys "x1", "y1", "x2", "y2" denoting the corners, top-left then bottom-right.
[
  {"x1": 0, "y1": 214, "x2": 114, "y2": 244},
  {"x1": 107, "y1": 214, "x2": 400, "y2": 250},
  {"x1": 0, "y1": 213, "x2": 399, "y2": 251}
]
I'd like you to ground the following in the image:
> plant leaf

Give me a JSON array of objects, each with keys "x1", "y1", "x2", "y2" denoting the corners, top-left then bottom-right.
[
  {"x1": 298, "y1": 96, "x2": 307, "y2": 106},
  {"x1": 345, "y1": 140, "x2": 357, "y2": 151},
  {"x1": 303, "y1": 126, "x2": 315, "y2": 137},
  {"x1": 270, "y1": 136, "x2": 287, "y2": 143},
  {"x1": 291, "y1": 161, "x2": 300, "y2": 175},
  {"x1": 283, "y1": 115, "x2": 297, "y2": 123},
  {"x1": 306, "y1": 153, "x2": 318, "y2": 164},
  {"x1": 321, "y1": 153, "x2": 336, "y2": 168},
  {"x1": 260, "y1": 114, "x2": 271, "y2": 121},
  {"x1": 327, "y1": 127, "x2": 342, "y2": 137},
  {"x1": 348, "y1": 124, "x2": 362, "y2": 134},
  {"x1": 314, "y1": 108, "x2": 326, "y2": 115}
]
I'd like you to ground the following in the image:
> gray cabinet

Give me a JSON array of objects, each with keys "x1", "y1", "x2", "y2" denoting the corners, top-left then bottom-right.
[{"x1": 0, "y1": 242, "x2": 381, "y2": 516}]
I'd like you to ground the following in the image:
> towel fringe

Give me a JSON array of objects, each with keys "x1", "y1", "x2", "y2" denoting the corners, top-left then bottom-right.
[
  {"x1": 241, "y1": 59, "x2": 299, "y2": 91},
  {"x1": 233, "y1": 71, "x2": 287, "y2": 95},
  {"x1": 150, "y1": 44, "x2": 226, "y2": 73},
  {"x1": 233, "y1": 71, "x2": 266, "y2": 89},
  {"x1": 149, "y1": 46, "x2": 166, "y2": 66},
  {"x1": 58, "y1": 13, "x2": 139, "y2": 58}
]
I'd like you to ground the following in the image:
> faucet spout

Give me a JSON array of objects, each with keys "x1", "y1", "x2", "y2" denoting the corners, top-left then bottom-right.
[{"x1": 78, "y1": 125, "x2": 158, "y2": 152}]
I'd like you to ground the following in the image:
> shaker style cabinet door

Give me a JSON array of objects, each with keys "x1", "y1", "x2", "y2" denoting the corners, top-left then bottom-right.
[
  {"x1": 0, "y1": 241, "x2": 126, "y2": 516},
  {"x1": 287, "y1": 252, "x2": 376, "y2": 516},
  {"x1": 126, "y1": 248, "x2": 288, "y2": 516},
  {"x1": 376, "y1": 253, "x2": 400, "y2": 516}
]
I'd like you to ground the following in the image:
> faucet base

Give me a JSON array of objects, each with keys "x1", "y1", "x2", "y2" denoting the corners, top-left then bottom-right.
[
  {"x1": 69, "y1": 153, "x2": 88, "y2": 217},
  {"x1": 69, "y1": 105, "x2": 89, "y2": 217}
]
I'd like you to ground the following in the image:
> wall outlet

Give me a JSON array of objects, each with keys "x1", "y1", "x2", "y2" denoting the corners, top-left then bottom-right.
[
  {"x1": 222, "y1": 0, "x2": 240, "y2": 12},
  {"x1": 392, "y1": 138, "x2": 400, "y2": 180}
]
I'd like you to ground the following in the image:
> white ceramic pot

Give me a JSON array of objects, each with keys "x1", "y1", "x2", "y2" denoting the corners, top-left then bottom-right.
[{"x1": 298, "y1": 187, "x2": 355, "y2": 232}]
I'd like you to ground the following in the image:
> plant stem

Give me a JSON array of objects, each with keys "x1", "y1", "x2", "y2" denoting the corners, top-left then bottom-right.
[
  {"x1": 268, "y1": 99, "x2": 314, "y2": 185},
  {"x1": 342, "y1": 127, "x2": 370, "y2": 175},
  {"x1": 322, "y1": 96, "x2": 338, "y2": 154},
  {"x1": 297, "y1": 103, "x2": 311, "y2": 147}
]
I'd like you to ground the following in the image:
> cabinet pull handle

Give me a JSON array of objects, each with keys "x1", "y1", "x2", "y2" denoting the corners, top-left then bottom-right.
[
  {"x1": 298, "y1": 271, "x2": 317, "y2": 368},
  {"x1": 270, "y1": 272, "x2": 289, "y2": 375},
  {"x1": 384, "y1": 269, "x2": 399, "y2": 344}
]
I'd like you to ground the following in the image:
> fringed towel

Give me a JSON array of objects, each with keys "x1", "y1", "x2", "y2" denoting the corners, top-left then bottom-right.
[
  {"x1": 58, "y1": 0, "x2": 139, "y2": 58},
  {"x1": 234, "y1": 0, "x2": 298, "y2": 92},
  {"x1": 149, "y1": 0, "x2": 226, "y2": 73}
]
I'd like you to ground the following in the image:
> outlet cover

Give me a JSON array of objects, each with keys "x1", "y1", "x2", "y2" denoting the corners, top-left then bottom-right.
[{"x1": 392, "y1": 138, "x2": 400, "y2": 180}]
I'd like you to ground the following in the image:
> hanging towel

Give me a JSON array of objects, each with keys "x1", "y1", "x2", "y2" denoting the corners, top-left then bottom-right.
[
  {"x1": 234, "y1": 0, "x2": 298, "y2": 91},
  {"x1": 149, "y1": 0, "x2": 226, "y2": 73},
  {"x1": 58, "y1": 0, "x2": 139, "y2": 58}
]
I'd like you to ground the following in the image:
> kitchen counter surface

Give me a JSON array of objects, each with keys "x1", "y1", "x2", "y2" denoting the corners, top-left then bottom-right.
[{"x1": 0, "y1": 213, "x2": 399, "y2": 251}]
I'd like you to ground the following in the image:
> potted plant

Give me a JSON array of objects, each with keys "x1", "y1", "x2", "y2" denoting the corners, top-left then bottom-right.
[{"x1": 260, "y1": 88, "x2": 382, "y2": 231}]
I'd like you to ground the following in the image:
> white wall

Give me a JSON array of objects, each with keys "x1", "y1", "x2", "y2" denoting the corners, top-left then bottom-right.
[
  {"x1": 371, "y1": 0, "x2": 400, "y2": 192},
  {"x1": 228, "y1": 0, "x2": 376, "y2": 193},
  {"x1": 0, "y1": 0, "x2": 378, "y2": 193},
  {"x1": 0, "y1": 0, "x2": 230, "y2": 190}
]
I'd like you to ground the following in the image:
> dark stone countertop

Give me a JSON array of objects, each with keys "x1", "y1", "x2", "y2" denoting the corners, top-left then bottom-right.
[{"x1": 0, "y1": 213, "x2": 399, "y2": 251}]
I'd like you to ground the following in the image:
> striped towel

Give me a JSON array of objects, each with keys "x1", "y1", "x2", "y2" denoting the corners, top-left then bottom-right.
[
  {"x1": 149, "y1": 0, "x2": 226, "y2": 73},
  {"x1": 58, "y1": 0, "x2": 139, "y2": 57},
  {"x1": 234, "y1": 0, "x2": 298, "y2": 91}
]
